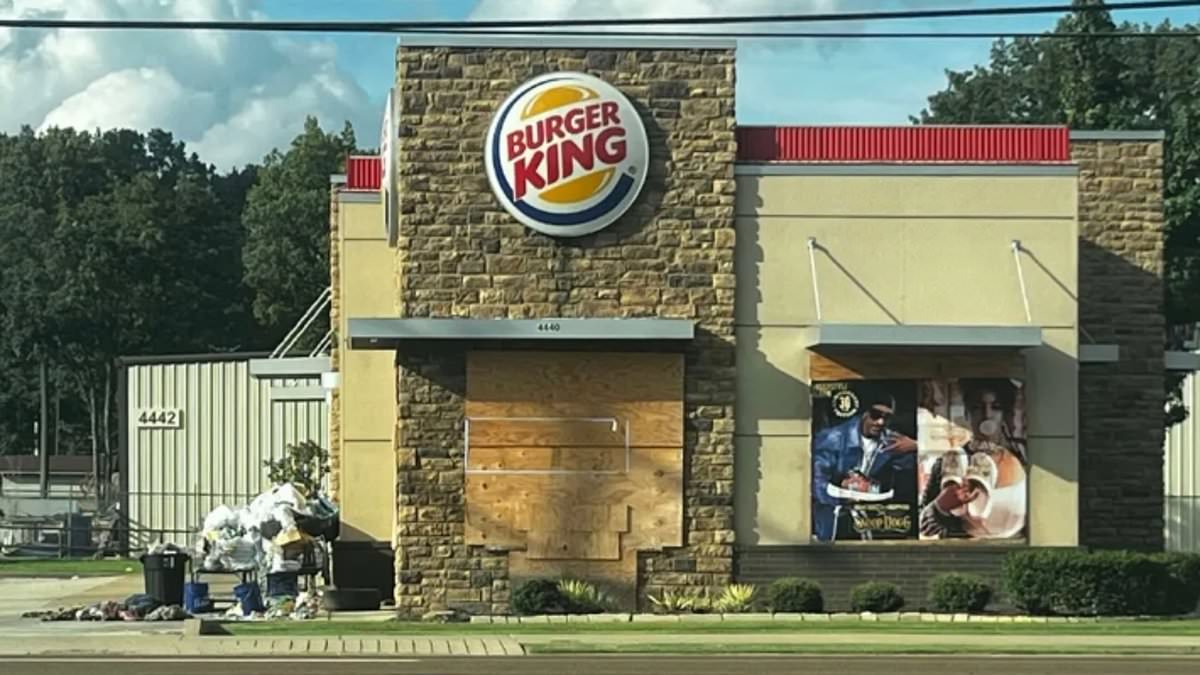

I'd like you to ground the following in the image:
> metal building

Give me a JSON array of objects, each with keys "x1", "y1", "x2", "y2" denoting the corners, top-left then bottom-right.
[
  {"x1": 1166, "y1": 360, "x2": 1200, "y2": 552},
  {"x1": 118, "y1": 353, "x2": 330, "y2": 548}
]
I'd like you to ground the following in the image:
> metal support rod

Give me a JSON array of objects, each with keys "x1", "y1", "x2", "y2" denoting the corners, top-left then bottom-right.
[
  {"x1": 271, "y1": 286, "x2": 332, "y2": 358},
  {"x1": 309, "y1": 329, "x2": 334, "y2": 357},
  {"x1": 1011, "y1": 240, "x2": 1032, "y2": 324},
  {"x1": 807, "y1": 237, "x2": 823, "y2": 322},
  {"x1": 38, "y1": 358, "x2": 48, "y2": 499},
  {"x1": 273, "y1": 287, "x2": 330, "y2": 358}
]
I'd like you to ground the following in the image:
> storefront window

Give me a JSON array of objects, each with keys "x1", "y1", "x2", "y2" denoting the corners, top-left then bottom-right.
[{"x1": 810, "y1": 378, "x2": 1028, "y2": 543}]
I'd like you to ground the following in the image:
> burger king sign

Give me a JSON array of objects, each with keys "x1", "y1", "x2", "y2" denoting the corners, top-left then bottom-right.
[{"x1": 485, "y1": 72, "x2": 649, "y2": 238}]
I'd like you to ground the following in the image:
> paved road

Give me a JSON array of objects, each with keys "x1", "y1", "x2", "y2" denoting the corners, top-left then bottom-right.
[{"x1": 5, "y1": 656, "x2": 1200, "y2": 675}]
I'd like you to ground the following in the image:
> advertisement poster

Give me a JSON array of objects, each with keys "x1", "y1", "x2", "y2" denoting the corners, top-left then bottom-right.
[
  {"x1": 916, "y1": 378, "x2": 1028, "y2": 541},
  {"x1": 811, "y1": 378, "x2": 1028, "y2": 543},
  {"x1": 811, "y1": 380, "x2": 919, "y2": 542}
]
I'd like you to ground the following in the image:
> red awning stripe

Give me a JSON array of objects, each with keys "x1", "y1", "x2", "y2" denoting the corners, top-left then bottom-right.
[
  {"x1": 346, "y1": 155, "x2": 382, "y2": 190},
  {"x1": 736, "y1": 126, "x2": 1071, "y2": 163}
]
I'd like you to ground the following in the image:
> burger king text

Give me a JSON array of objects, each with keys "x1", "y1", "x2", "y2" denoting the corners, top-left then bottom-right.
[{"x1": 506, "y1": 101, "x2": 626, "y2": 201}]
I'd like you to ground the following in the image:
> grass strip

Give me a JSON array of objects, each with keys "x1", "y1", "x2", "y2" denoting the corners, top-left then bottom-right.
[
  {"x1": 221, "y1": 618, "x2": 1200, "y2": 637},
  {"x1": 0, "y1": 558, "x2": 138, "y2": 577},
  {"x1": 524, "y1": 642, "x2": 1200, "y2": 656}
]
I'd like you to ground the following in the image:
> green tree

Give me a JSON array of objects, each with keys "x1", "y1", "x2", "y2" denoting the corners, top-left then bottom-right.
[
  {"x1": 915, "y1": 0, "x2": 1200, "y2": 425},
  {"x1": 242, "y1": 117, "x2": 357, "y2": 349},
  {"x1": 0, "y1": 126, "x2": 255, "y2": 456}
]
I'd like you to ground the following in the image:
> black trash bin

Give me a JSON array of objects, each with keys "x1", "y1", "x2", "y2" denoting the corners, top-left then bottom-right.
[{"x1": 140, "y1": 552, "x2": 188, "y2": 606}]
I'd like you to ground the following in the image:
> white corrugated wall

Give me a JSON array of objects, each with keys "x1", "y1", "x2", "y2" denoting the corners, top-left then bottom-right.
[
  {"x1": 1166, "y1": 371, "x2": 1200, "y2": 552},
  {"x1": 125, "y1": 359, "x2": 328, "y2": 548}
]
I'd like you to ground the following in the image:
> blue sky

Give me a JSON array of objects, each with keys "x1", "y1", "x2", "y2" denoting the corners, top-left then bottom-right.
[
  {"x1": 264, "y1": 0, "x2": 1200, "y2": 126},
  {"x1": 3, "y1": 1, "x2": 1195, "y2": 168}
]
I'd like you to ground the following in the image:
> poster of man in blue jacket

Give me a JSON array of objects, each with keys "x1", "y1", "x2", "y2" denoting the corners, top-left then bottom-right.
[{"x1": 811, "y1": 381, "x2": 919, "y2": 542}]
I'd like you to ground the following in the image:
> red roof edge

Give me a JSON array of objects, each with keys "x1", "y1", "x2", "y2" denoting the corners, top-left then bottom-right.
[
  {"x1": 736, "y1": 126, "x2": 1072, "y2": 164},
  {"x1": 342, "y1": 126, "x2": 1071, "y2": 183},
  {"x1": 346, "y1": 155, "x2": 382, "y2": 190}
]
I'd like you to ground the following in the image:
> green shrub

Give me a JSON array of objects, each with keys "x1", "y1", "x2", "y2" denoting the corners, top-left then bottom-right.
[
  {"x1": 713, "y1": 584, "x2": 758, "y2": 613},
  {"x1": 558, "y1": 579, "x2": 617, "y2": 613},
  {"x1": 511, "y1": 578, "x2": 567, "y2": 615},
  {"x1": 647, "y1": 588, "x2": 706, "y2": 614},
  {"x1": 1002, "y1": 550, "x2": 1173, "y2": 616},
  {"x1": 766, "y1": 578, "x2": 824, "y2": 613},
  {"x1": 850, "y1": 581, "x2": 905, "y2": 613},
  {"x1": 1154, "y1": 552, "x2": 1200, "y2": 616},
  {"x1": 263, "y1": 440, "x2": 329, "y2": 496},
  {"x1": 928, "y1": 573, "x2": 993, "y2": 613}
]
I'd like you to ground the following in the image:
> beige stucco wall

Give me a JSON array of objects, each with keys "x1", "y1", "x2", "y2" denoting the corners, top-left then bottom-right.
[
  {"x1": 333, "y1": 195, "x2": 398, "y2": 543},
  {"x1": 734, "y1": 170, "x2": 1080, "y2": 547}
]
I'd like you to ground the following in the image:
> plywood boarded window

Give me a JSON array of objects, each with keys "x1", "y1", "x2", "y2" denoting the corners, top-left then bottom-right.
[{"x1": 464, "y1": 350, "x2": 683, "y2": 598}]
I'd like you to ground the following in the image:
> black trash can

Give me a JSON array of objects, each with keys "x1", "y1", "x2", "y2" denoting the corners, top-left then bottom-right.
[{"x1": 140, "y1": 552, "x2": 188, "y2": 606}]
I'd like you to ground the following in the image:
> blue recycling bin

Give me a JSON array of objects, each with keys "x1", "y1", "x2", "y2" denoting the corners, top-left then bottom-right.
[{"x1": 233, "y1": 581, "x2": 265, "y2": 616}]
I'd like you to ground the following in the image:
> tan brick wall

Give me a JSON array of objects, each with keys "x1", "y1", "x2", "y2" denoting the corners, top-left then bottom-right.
[
  {"x1": 1073, "y1": 138, "x2": 1166, "y2": 549},
  {"x1": 393, "y1": 45, "x2": 737, "y2": 615}
]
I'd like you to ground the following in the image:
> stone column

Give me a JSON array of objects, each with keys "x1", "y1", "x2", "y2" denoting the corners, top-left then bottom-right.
[
  {"x1": 392, "y1": 41, "x2": 738, "y2": 616},
  {"x1": 1072, "y1": 131, "x2": 1166, "y2": 550},
  {"x1": 328, "y1": 183, "x2": 342, "y2": 501}
]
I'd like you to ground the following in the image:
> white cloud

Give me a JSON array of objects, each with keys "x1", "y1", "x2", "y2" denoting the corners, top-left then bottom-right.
[
  {"x1": 467, "y1": 0, "x2": 983, "y2": 125},
  {"x1": 467, "y1": 0, "x2": 968, "y2": 40},
  {"x1": 468, "y1": 0, "x2": 846, "y2": 48},
  {"x1": 468, "y1": 0, "x2": 846, "y2": 24},
  {"x1": 0, "y1": 0, "x2": 375, "y2": 169}
]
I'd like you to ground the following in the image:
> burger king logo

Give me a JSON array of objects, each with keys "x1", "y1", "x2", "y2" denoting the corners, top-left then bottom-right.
[{"x1": 485, "y1": 72, "x2": 649, "y2": 238}]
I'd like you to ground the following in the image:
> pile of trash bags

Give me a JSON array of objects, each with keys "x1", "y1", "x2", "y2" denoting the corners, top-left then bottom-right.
[
  {"x1": 23, "y1": 593, "x2": 189, "y2": 622},
  {"x1": 245, "y1": 589, "x2": 323, "y2": 621},
  {"x1": 195, "y1": 483, "x2": 337, "y2": 577}
]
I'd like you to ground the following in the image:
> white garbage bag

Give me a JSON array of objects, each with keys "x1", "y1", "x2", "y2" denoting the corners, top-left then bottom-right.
[
  {"x1": 237, "y1": 505, "x2": 262, "y2": 533},
  {"x1": 202, "y1": 505, "x2": 238, "y2": 534},
  {"x1": 227, "y1": 535, "x2": 259, "y2": 570}
]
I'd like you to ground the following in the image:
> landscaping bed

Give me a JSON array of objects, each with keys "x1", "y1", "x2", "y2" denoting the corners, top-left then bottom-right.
[
  {"x1": 218, "y1": 616, "x2": 1200, "y2": 637},
  {"x1": 0, "y1": 557, "x2": 137, "y2": 577}
]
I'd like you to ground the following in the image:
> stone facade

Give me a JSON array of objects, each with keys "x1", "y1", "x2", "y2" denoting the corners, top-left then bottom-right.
[
  {"x1": 391, "y1": 44, "x2": 737, "y2": 616},
  {"x1": 328, "y1": 186, "x2": 342, "y2": 501},
  {"x1": 1073, "y1": 137, "x2": 1166, "y2": 550}
]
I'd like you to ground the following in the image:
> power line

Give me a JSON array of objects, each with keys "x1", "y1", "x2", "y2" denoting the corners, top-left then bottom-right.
[{"x1": 0, "y1": 0, "x2": 1196, "y2": 33}]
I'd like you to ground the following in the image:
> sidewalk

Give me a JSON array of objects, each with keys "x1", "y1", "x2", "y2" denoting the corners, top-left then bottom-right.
[
  {"x1": 0, "y1": 628, "x2": 1197, "y2": 657},
  {"x1": 0, "y1": 634, "x2": 524, "y2": 657}
]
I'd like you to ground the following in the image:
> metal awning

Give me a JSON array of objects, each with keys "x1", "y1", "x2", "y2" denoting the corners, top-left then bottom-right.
[
  {"x1": 348, "y1": 318, "x2": 695, "y2": 349},
  {"x1": 804, "y1": 324, "x2": 1043, "y2": 349}
]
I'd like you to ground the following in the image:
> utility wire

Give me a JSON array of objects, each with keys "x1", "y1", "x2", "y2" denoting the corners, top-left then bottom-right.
[{"x1": 0, "y1": 0, "x2": 1196, "y2": 33}]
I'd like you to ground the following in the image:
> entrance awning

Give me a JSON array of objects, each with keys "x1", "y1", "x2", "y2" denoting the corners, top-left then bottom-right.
[
  {"x1": 348, "y1": 318, "x2": 695, "y2": 349},
  {"x1": 804, "y1": 323, "x2": 1043, "y2": 349}
]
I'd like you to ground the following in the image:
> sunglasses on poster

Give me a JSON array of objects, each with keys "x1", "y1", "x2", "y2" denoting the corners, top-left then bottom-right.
[{"x1": 867, "y1": 407, "x2": 892, "y2": 421}]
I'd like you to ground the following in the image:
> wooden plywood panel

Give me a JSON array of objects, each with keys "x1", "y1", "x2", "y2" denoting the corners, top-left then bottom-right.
[
  {"x1": 527, "y1": 530, "x2": 621, "y2": 560},
  {"x1": 465, "y1": 447, "x2": 684, "y2": 551},
  {"x1": 468, "y1": 419, "x2": 626, "y2": 448},
  {"x1": 465, "y1": 501, "x2": 631, "y2": 548},
  {"x1": 466, "y1": 351, "x2": 683, "y2": 447},
  {"x1": 464, "y1": 350, "x2": 684, "y2": 589},
  {"x1": 468, "y1": 446, "x2": 628, "y2": 472},
  {"x1": 464, "y1": 500, "x2": 527, "y2": 548},
  {"x1": 810, "y1": 349, "x2": 1025, "y2": 381}
]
